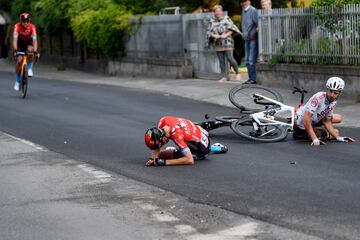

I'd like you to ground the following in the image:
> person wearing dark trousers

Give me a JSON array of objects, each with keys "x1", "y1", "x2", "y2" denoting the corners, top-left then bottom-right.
[
  {"x1": 241, "y1": 0, "x2": 258, "y2": 84},
  {"x1": 206, "y1": 5, "x2": 241, "y2": 82}
]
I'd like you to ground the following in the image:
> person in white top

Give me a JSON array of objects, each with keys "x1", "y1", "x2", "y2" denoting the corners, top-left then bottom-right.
[{"x1": 293, "y1": 77, "x2": 355, "y2": 146}]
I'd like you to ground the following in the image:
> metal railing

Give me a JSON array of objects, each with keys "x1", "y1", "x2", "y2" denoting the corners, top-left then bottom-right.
[{"x1": 258, "y1": 4, "x2": 360, "y2": 65}]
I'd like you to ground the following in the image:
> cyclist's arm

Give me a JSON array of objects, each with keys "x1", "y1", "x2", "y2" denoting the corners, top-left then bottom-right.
[
  {"x1": 323, "y1": 119, "x2": 339, "y2": 139},
  {"x1": 165, "y1": 150, "x2": 194, "y2": 166},
  {"x1": 33, "y1": 39, "x2": 38, "y2": 52},
  {"x1": 32, "y1": 25, "x2": 38, "y2": 52},
  {"x1": 302, "y1": 111, "x2": 317, "y2": 141},
  {"x1": 12, "y1": 26, "x2": 18, "y2": 51}
]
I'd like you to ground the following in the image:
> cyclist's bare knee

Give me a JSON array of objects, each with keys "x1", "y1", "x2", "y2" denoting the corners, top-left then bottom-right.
[
  {"x1": 17, "y1": 55, "x2": 23, "y2": 64},
  {"x1": 332, "y1": 114, "x2": 342, "y2": 124},
  {"x1": 27, "y1": 45, "x2": 34, "y2": 52}
]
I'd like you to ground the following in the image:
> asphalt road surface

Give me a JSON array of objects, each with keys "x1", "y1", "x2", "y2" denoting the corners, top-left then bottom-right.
[{"x1": 1, "y1": 71, "x2": 359, "y2": 240}]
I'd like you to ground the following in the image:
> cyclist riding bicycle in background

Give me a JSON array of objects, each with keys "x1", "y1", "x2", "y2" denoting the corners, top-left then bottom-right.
[
  {"x1": 12, "y1": 13, "x2": 38, "y2": 91},
  {"x1": 293, "y1": 77, "x2": 355, "y2": 146},
  {"x1": 145, "y1": 116, "x2": 228, "y2": 166}
]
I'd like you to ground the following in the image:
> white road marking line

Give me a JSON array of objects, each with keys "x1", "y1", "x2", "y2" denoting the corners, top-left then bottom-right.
[
  {"x1": 77, "y1": 164, "x2": 112, "y2": 183},
  {"x1": 175, "y1": 225, "x2": 197, "y2": 234},
  {"x1": 187, "y1": 222, "x2": 259, "y2": 240},
  {"x1": 152, "y1": 212, "x2": 179, "y2": 222},
  {"x1": 3, "y1": 133, "x2": 45, "y2": 151},
  {"x1": 138, "y1": 203, "x2": 160, "y2": 211}
]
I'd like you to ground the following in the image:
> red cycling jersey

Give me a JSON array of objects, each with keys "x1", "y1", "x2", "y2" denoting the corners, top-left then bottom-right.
[
  {"x1": 158, "y1": 116, "x2": 209, "y2": 153},
  {"x1": 13, "y1": 22, "x2": 37, "y2": 43}
]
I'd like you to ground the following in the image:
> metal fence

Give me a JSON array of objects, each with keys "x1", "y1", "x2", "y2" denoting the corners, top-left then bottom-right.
[
  {"x1": 258, "y1": 4, "x2": 360, "y2": 65},
  {"x1": 126, "y1": 13, "x2": 222, "y2": 77}
]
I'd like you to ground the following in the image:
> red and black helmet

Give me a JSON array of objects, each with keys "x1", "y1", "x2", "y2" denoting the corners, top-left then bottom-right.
[
  {"x1": 20, "y1": 13, "x2": 30, "y2": 22},
  {"x1": 144, "y1": 127, "x2": 166, "y2": 150}
]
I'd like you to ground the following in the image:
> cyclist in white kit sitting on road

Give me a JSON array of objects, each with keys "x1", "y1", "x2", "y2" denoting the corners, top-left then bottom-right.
[{"x1": 293, "y1": 77, "x2": 355, "y2": 146}]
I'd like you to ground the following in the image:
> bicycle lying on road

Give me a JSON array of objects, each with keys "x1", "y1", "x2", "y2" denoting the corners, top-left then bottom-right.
[{"x1": 197, "y1": 85, "x2": 307, "y2": 143}]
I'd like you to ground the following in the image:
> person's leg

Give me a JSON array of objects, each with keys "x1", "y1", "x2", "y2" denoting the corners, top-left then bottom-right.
[
  {"x1": 244, "y1": 41, "x2": 250, "y2": 80},
  {"x1": 14, "y1": 53, "x2": 22, "y2": 91},
  {"x1": 216, "y1": 51, "x2": 228, "y2": 82},
  {"x1": 248, "y1": 40, "x2": 258, "y2": 83},
  {"x1": 314, "y1": 128, "x2": 339, "y2": 141},
  {"x1": 224, "y1": 50, "x2": 239, "y2": 74},
  {"x1": 224, "y1": 50, "x2": 241, "y2": 81},
  {"x1": 332, "y1": 114, "x2": 342, "y2": 124},
  {"x1": 16, "y1": 55, "x2": 22, "y2": 81},
  {"x1": 27, "y1": 45, "x2": 34, "y2": 77}
]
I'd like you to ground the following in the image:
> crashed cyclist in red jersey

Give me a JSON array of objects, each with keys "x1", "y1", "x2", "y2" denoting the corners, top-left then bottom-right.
[{"x1": 145, "y1": 116, "x2": 228, "y2": 166}]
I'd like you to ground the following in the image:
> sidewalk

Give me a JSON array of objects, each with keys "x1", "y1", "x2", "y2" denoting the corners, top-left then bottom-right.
[{"x1": 1, "y1": 59, "x2": 359, "y2": 128}]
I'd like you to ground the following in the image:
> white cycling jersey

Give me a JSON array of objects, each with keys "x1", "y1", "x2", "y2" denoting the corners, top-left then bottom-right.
[{"x1": 296, "y1": 92, "x2": 337, "y2": 130}]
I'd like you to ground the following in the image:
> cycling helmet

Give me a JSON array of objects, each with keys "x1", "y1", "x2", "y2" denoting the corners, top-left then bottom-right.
[
  {"x1": 20, "y1": 13, "x2": 30, "y2": 22},
  {"x1": 326, "y1": 77, "x2": 345, "y2": 91},
  {"x1": 145, "y1": 127, "x2": 166, "y2": 150}
]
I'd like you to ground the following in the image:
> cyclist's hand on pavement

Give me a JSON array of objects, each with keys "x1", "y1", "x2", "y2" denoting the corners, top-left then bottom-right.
[
  {"x1": 311, "y1": 138, "x2": 325, "y2": 146},
  {"x1": 146, "y1": 158, "x2": 155, "y2": 166},
  {"x1": 145, "y1": 158, "x2": 166, "y2": 166},
  {"x1": 336, "y1": 136, "x2": 355, "y2": 143}
]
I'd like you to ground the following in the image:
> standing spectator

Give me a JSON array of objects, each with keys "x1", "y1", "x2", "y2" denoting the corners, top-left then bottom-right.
[
  {"x1": 206, "y1": 5, "x2": 241, "y2": 82},
  {"x1": 261, "y1": 0, "x2": 272, "y2": 10},
  {"x1": 241, "y1": 0, "x2": 258, "y2": 84}
]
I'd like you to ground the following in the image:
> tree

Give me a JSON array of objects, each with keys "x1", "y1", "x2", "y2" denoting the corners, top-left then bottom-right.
[
  {"x1": 32, "y1": 0, "x2": 71, "y2": 34},
  {"x1": 312, "y1": 0, "x2": 360, "y2": 6},
  {"x1": 0, "y1": 0, "x2": 11, "y2": 12},
  {"x1": 71, "y1": 3, "x2": 132, "y2": 57}
]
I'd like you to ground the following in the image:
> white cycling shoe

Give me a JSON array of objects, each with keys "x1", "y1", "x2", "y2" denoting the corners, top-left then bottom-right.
[
  {"x1": 28, "y1": 69, "x2": 33, "y2": 77},
  {"x1": 14, "y1": 82, "x2": 20, "y2": 91}
]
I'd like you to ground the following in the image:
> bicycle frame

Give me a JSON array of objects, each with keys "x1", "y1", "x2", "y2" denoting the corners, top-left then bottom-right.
[
  {"x1": 17, "y1": 52, "x2": 28, "y2": 78},
  {"x1": 250, "y1": 93, "x2": 295, "y2": 131}
]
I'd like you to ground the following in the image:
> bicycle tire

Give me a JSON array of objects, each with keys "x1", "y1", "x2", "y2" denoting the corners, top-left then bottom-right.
[
  {"x1": 229, "y1": 85, "x2": 283, "y2": 113},
  {"x1": 21, "y1": 64, "x2": 28, "y2": 99},
  {"x1": 215, "y1": 115, "x2": 246, "y2": 123},
  {"x1": 230, "y1": 118, "x2": 288, "y2": 143}
]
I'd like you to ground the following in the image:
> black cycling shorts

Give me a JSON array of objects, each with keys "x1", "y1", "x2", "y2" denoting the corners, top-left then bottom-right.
[
  {"x1": 173, "y1": 141, "x2": 210, "y2": 160},
  {"x1": 17, "y1": 39, "x2": 33, "y2": 52}
]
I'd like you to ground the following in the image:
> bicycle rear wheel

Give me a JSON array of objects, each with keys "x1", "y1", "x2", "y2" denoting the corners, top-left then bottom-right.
[
  {"x1": 229, "y1": 85, "x2": 283, "y2": 113},
  {"x1": 21, "y1": 64, "x2": 28, "y2": 99},
  {"x1": 230, "y1": 118, "x2": 288, "y2": 143}
]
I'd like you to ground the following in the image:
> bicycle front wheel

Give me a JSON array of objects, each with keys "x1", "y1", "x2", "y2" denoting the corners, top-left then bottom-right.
[
  {"x1": 229, "y1": 85, "x2": 283, "y2": 113},
  {"x1": 230, "y1": 118, "x2": 288, "y2": 143}
]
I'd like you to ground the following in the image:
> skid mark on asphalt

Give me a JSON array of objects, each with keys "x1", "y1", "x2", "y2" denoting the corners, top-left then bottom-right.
[{"x1": 77, "y1": 164, "x2": 112, "y2": 183}]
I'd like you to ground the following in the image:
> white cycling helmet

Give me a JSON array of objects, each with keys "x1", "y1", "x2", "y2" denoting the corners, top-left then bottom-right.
[{"x1": 326, "y1": 77, "x2": 345, "y2": 91}]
